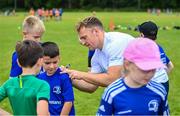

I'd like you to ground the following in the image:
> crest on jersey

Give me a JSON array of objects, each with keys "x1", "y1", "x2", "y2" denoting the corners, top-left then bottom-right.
[
  {"x1": 53, "y1": 86, "x2": 61, "y2": 94},
  {"x1": 148, "y1": 100, "x2": 159, "y2": 112}
]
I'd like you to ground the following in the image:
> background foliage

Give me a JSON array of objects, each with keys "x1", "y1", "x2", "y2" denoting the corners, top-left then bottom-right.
[{"x1": 0, "y1": 0, "x2": 180, "y2": 10}]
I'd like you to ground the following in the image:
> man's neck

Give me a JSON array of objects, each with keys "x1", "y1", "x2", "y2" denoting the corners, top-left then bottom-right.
[{"x1": 98, "y1": 31, "x2": 105, "y2": 50}]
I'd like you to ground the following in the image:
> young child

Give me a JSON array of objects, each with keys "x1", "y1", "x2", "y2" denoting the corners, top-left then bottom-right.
[
  {"x1": 97, "y1": 38, "x2": 169, "y2": 115},
  {"x1": 38, "y1": 42, "x2": 75, "y2": 115},
  {"x1": 10, "y1": 15, "x2": 45, "y2": 78},
  {"x1": 0, "y1": 40, "x2": 50, "y2": 115},
  {"x1": 139, "y1": 21, "x2": 174, "y2": 73},
  {"x1": 138, "y1": 21, "x2": 174, "y2": 93}
]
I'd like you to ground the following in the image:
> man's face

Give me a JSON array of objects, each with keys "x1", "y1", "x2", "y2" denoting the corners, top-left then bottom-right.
[
  {"x1": 78, "y1": 27, "x2": 99, "y2": 50},
  {"x1": 43, "y1": 56, "x2": 59, "y2": 76}
]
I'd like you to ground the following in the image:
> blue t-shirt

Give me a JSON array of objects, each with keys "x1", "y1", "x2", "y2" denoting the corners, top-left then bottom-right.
[
  {"x1": 10, "y1": 51, "x2": 22, "y2": 77},
  {"x1": 97, "y1": 78, "x2": 169, "y2": 115},
  {"x1": 88, "y1": 50, "x2": 95, "y2": 57},
  {"x1": 158, "y1": 45, "x2": 170, "y2": 65},
  {"x1": 38, "y1": 68, "x2": 75, "y2": 115}
]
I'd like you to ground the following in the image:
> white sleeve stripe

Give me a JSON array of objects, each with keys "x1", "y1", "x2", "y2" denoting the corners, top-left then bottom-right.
[
  {"x1": 103, "y1": 83, "x2": 124, "y2": 101},
  {"x1": 103, "y1": 79, "x2": 122, "y2": 98},
  {"x1": 150, "y1": 81, "x2": 166, "y2": 92},
  {"x1": 148, "y1": 82, "x2": 167, "y2": 95},
  {"x1": 146, "y1": 85, "x2": 165, "y2": 100},
  {"x1": 107, "y1": 86, "x2": 126, "y2": 104},
  {"x1": 103, "y1": 80, "x2": 124, "y2": 101}
]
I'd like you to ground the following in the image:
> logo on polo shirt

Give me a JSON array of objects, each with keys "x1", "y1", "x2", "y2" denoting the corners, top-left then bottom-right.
[
  {"x1": 148, "y1": 100, "x2": 159, "y2": 112},
  {"x1": 53, "y1": 86, "x2": 61, "y2": 94}
]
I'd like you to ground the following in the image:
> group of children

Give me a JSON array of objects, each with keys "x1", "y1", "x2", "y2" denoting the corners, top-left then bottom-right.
[
  {"x1": 29, "y1": 8, "x2": 63, "y2": 21},
  {"x1": 0, "y1": 15, "x2": 173, "y2": 115},
  {"x1": 0, "y1": 15, "x2": 74, "y2": 115}
]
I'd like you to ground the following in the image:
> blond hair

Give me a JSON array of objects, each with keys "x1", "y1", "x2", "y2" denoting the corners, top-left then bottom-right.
[
  {"x1": 22, "y1": 16, "x2": 45, "y2": 37},
  {"x1": 76, "y1": 16, "x2": 103, "y2": 32}
]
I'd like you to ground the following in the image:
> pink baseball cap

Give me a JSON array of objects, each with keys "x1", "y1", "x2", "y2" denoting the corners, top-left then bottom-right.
[{"x1": 123, "y1": 38, "x2": 166, "y2": 71}]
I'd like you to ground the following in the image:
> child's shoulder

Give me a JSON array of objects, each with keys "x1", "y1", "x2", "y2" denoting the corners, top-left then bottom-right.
[
  {"x1": 146, "y1": 81, "x2": 167, "y2": 99},
  {"x1": 101, "y1": 78, "x2": 126, "y2": 104}
]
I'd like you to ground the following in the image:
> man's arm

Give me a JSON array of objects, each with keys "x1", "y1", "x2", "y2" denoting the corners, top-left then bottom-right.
[
  {"x1": 60, "y1": 102, "x2": 73, "y2": 115},
  {"x1": 37, "y1": 100, "x2": 49, "y2": 116},
  {"x1": 72, "y1": 79, "x2": 98, "y2": 93},
  {"x1": 66, "y1": 65, "x2": 123, "y2": 87},
  {"x1": 0, "y1": 108, "x2": 11, "y2": 116}
]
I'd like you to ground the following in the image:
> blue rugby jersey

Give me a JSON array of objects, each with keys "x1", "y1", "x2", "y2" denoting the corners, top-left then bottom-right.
[
  {"x1": 158, "y1": 45, "x2": 170, "y2": 65},
  {"x1": 88, "y1": 50, "x2": 95, "y2": 57},
  {"x1": 10, "y1": 51, "x2": 22, "y2": 77},
  {"x1": 38, "y1": 68, "x2": 75, "y2": 115},
  {"x1": 97, "y1": 78, "x2": 169, "y2": 115}
]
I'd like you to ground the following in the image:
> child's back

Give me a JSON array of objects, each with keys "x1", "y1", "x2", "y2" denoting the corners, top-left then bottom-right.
[
  {"x1": 0, "y1": 75, "x2": 49, "y2": 115},
  {"x1": 0, "y1": 40, "x2": 50, "y2": 115}
]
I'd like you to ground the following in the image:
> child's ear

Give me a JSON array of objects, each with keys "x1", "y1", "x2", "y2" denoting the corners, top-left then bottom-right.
[
  {"x1": 124, "y1": 59, "x2": 130, "y2": 69},
  {"x1": 17, "y1": 59, "x2": 22, "y2": 67},
  {"x1": 140, "y1": 33, "x2": 144, "y2": 37},
  {"x1": 22, "y1": 31, "x2": 26, "y2": 37}
]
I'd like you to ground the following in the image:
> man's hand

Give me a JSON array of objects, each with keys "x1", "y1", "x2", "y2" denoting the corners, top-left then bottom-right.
[{"x1": 61, "y1": 66, "x2": 84, "y2": 80}]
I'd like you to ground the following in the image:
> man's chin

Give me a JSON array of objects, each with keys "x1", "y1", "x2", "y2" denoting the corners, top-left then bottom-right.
[{"x1": 89, "y1": 47, "x2": 95, "y2": 50}]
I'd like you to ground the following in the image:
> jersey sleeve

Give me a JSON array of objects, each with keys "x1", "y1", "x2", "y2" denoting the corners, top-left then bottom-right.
[
  {"x1": 158, "y1": 95, "x2": 170, "y2": 115},
  {"x1": 0, "y1": 81, "x2": 8, "y2": 101},
  {"x1": 9, "y1": 51, "x2": 22, "y2": 77},
  {"x1": 61, "y1": 74, "x2": 74, "y2": 102},
  {"x1": 158, "y1": 45, "x2": 170, "y2": 65},
  {"x1": 96, "y1": 98, "x2": 113, "y2": 115},
  {"x1": 37, "y1": 81, "x2": 50, "y2": 101}
]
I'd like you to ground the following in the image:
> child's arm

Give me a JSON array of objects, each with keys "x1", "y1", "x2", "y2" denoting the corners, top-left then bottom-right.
[
  {"x1": 166, "y1": 61, "x2": 174, "y2": 73},
  {"x1": 0, "y1": 108, "x2": 11, "y2": 115},
  {"x1": 60, "y1": 101, "x2": 73, "y2": 115},
  {"x1": 37, "y1": 100, "x2": 49, "y2": 116}
]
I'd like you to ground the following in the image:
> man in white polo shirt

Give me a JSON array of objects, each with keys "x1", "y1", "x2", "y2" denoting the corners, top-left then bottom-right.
[{"x1": 62, "y1": 16, "x2": 134, "y2": 93}]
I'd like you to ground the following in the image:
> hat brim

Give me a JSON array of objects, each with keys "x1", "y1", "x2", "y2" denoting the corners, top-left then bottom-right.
[{"x1": 135, "y1": 61, "x2": 166, "y2": 71}]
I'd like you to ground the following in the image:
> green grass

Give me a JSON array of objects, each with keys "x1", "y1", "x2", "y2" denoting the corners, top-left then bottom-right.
[{"x1": 0, "y1": 12, "x2": 180, "y2": 115}]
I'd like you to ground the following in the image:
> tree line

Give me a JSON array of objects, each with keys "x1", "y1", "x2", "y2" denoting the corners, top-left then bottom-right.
[{"x1": 0, "y1": 0, "x2": 180, "y2": 10}]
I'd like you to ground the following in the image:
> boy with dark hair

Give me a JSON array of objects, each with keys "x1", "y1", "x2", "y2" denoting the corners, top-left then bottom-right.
[
  {"x1": 38, "y1": 42, "x2": 75, "y2": 115},
  {"x1": 138, "y1": 21, "x2": 174, "y2": 93},
  {"x1": 0, "y1": 40, "x2": 50, "y2": 115}
]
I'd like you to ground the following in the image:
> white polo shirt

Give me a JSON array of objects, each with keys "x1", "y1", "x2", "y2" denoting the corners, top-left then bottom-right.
[{"x1": 91, "y1": 32, "x2": 135, "y2": 73}]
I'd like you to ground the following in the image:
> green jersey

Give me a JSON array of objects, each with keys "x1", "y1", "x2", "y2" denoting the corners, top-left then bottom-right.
[{"x1": 0, "y1": 75, "x2": 50, "y2": 115}]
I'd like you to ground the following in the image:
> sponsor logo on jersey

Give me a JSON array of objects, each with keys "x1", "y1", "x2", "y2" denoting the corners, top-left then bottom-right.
[
  {"x1": 53, "y1": 86, "x2": 61, "y2": 94},
  {"x1": 49, "y1": 101, "x2": 61, "y2": 104},
  {"x1": 148, "y1": 99, "x2": 159, "y2": 112}
]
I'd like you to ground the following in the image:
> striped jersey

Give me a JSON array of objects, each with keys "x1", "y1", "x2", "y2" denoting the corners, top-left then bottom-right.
[{"x1": 97, "y1": 78, "x2": 169, "y2": 115}]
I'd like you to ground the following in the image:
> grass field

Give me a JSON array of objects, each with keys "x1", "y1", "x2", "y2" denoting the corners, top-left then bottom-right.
[{"x1": 0, "y1": 12, "x2": 180, "y2": 115}]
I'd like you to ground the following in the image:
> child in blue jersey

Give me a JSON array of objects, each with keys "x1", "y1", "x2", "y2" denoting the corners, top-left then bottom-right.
[
  {"x1": 139, "y1": 21, "x2": 174, "y2": 93},
  {"x1": 139, "y1": 21, "x2": 174, "y2": 73},
  {"x1": 97, "y1": 38, "x2": 169, "y2": 115},
  {"x1": 88, "y1": 49, "x2": 95, "y2": 71},
  {"x1": 38, "y1": 42, "x2": 75, "y2": 115},
  {"x1": 10, "y1": 15, "x2": 45, "y2": 78}
]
